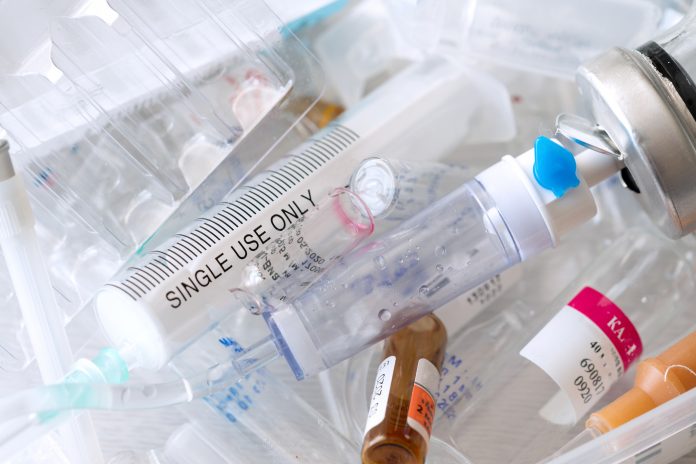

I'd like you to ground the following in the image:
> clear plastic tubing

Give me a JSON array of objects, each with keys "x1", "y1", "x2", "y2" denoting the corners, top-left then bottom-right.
[
  {"x1": 349, "y1": 157, "x2": 473, "y2": 222},
  {"x1": 264, "y1": 141, "x2": 621, "y2": 379},
  {"x1": 96, "y1": 182, "x2": 373, "y2": 370}
]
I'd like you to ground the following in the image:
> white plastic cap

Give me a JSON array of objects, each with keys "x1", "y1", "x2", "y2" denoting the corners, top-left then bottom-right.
[{"x1": 94, "y1": 290, "x2": 170, "y2": 371}]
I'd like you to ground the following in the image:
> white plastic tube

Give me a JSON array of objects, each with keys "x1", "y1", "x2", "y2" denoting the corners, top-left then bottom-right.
[{"x1": 0, "y1": 141, "x2": 103, "y2": 463}]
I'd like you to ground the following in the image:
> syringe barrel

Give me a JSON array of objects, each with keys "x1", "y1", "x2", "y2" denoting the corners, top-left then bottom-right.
[
  {"x1": 266, "y1": 179, "x2": 521, "y2": 379},
  {"x1": 94, "y1": 132, "x2": 372, "y2": 370}
]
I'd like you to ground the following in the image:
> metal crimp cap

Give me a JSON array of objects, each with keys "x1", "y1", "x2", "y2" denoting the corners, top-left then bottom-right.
[{"x1": 576, "y1": 47, "x2": 696, "y2": 239}]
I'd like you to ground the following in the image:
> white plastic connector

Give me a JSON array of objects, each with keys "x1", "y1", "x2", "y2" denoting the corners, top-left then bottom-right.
[{"x1": 476, "y1": 145, "x2": 620, "y2": 260}]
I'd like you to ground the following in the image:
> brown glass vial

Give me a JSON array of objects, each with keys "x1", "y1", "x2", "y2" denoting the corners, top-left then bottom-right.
[{"x1": 361, "y1": 314, "x2": 447, "y2": 464}]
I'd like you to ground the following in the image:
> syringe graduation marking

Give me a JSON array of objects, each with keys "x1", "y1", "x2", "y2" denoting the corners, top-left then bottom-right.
[{"x1": 112, "y1": 124, "x2": 359, "y2": 301}]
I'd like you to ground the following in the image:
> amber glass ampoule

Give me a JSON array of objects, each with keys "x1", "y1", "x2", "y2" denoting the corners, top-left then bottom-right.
[
  {"x1": 587, "y1": 330, "x2": 696, "y2": 433},
  {"x1": 361, "y1": 314, "x2": 447, "y2": 464}
]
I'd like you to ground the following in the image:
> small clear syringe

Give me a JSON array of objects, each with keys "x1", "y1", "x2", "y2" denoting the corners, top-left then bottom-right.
[{"x1": 258, "y1": 137, "x2": 622, "y2": 379}]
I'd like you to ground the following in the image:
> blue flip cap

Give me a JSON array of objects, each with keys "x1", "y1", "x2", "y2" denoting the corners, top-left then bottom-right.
[{"x1": 533, "y1": 136, "x2": 580, "y2": 198}]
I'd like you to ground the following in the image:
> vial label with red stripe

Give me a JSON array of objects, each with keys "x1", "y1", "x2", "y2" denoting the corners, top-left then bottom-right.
[{"x1": 520, "y1": 287, "x2": 642, "y2": 421}]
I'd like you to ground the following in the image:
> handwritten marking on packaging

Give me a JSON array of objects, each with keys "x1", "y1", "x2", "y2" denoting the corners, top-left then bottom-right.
[
  {"x1": 364, "y1": 356, "x2": 396, "y2": 435},
  {"x1": 520, "y1": 287, "x2": 642, "y2": 421}
]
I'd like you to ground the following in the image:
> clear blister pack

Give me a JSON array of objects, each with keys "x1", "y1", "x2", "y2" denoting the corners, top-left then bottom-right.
[
  {"x1": 0, "y1": 0, "x2": 321, "y2": 372},
  {"x1": 7, "y1": 1, "x2": 696, "y2": 463}
]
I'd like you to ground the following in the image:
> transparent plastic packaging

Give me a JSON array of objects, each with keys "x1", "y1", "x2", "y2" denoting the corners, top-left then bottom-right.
[
  {"x1": 443, "y1": 231, "x2": 694, "y2": 464},
  {"x1": 167, "y1": 315, "x2": 359, "y2": 464},
  {"x1": 93, "y1": 309, "x2": 473, "y2": 464},
  {"x1": 0, "y1": 52, "x2": 534, "y2": 448},
  {"x1": 463, "y1": 0, "x2": 664, "y2": 78},
  {"x1": 549, "y1": 383, "x2": 696, "y2": 463},
  {"x1": 266, "y1": 0, "x2": 348, "y2": 32},
  {"x1": 0, "y1": 176, "x2": 519, "y2": 440},
  {"x1": 0, "y1": 0, "x2": 84, "y2": 74},
  {"x1": 0, "y1": 2, "x2": 321, "y2": 461},
  {"x1": 334, "y1": 225, "x2": 687, "y2": 464},
  {"x1": 0, "y1": 0, "x2": 322, "y2": 322},
  {"x1": 647, "y1": 7, "x2": 696, "y2": 80},
  {"x1": 382, "y1": 0, "x2": 449, "y2": 52},
  {"x1": 8, "y1": 4, "x2": 694, "y2": 462},
  {"x1": 313, "y1": 47, "x2": 515, "y2": 156},
  {"x1": 334, "y1": 218, "x2": 607, "y2": 447},
  {"x1": 312, "y1": 1, "x2": 410, "y2": 106},
  {"x1": 0, "y1": 141, "x2": 103, "y2": 463},
  {"x1": 587, "y1": 330, "x2": 696, "y2": 435}
]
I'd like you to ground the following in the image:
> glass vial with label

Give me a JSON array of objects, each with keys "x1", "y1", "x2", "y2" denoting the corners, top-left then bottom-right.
[{"x1": 362, "y1": 314, "x2": 447, "y2": 464}]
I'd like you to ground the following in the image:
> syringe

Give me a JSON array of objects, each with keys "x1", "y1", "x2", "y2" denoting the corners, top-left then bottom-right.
[{"x1": 0, "y1": 137, "x2": 623, "y2": 426}]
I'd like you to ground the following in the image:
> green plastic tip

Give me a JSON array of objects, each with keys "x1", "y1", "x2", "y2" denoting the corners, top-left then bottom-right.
[{"x1": 93, "y1": 348, "x2": 130, "y2": 384}]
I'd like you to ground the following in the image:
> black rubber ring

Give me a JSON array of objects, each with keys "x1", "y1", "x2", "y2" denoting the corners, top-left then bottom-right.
[{"x1": 638, "y1": 41, "x2": 696, "y2": 123}]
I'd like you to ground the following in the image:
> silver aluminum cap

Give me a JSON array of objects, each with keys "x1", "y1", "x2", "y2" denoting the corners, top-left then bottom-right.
[{"x1": 576, "y1": 47, "x2": 696, "y2": 239}]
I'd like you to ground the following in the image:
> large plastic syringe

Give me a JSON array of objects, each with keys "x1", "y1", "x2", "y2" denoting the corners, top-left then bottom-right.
[{"x1": 94, "y1": 57, "x2": 479, "y2": 370}]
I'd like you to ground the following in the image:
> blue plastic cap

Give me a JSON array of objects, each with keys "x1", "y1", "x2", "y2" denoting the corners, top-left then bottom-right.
[{"x1": 533, "y1": 136, "x2": 580, "y2": 198}]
